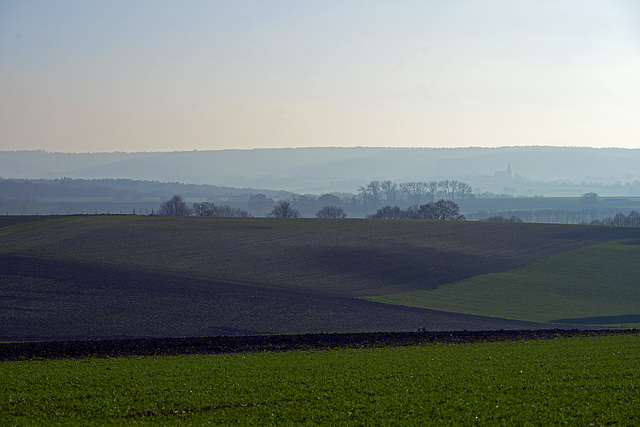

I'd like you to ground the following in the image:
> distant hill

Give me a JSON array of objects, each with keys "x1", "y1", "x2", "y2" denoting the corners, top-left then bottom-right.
[{"x1": 1, "y1": 146, "x2": 638, "y2": 194}]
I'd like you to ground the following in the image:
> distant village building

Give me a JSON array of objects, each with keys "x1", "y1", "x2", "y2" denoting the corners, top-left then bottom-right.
[{"x1": 494, "y1": 161, "x2": 512, "y2": 185}]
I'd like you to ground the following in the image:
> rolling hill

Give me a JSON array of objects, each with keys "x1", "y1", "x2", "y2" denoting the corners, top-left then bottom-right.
[{"x1": 1, "y1": 216, "x2": 637, "y2": 341}]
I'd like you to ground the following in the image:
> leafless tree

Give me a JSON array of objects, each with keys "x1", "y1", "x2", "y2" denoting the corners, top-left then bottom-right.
[
  {"x1": 456, "y1": 182, "x2": 473, "y2": 202},
  {"x1": 192, "y1": 201, "x2": 216, "y2": 216},
  {"x1": 381, "y1": 180, "x2": 398, "y2": 205},
  {"x1": 416, "y1": 200, "x2": 465, "y2": 220},
  {"x1": 269, "y1": 200, "x2": 300, "y2": 218},
  {"x1": 158, "y1": 195, "x2": 191, "y2": 216},
  {"x1": 315, "y1": 205, "x2": 347, "y2": 218}
]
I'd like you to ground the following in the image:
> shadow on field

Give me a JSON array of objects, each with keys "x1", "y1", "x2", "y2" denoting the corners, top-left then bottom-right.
[
  {"x1": 1, "y1": 253, "x2": 562, "y2": 341},
  {"x1": 551, "y1": 314, "x2": 640, "y2": 325},
  {"x1": 296, "y1": 245, "x2": 482, "y2": 294},
  {"x1": 622, "y1": 239, "x2": 640, "y2": 246}
]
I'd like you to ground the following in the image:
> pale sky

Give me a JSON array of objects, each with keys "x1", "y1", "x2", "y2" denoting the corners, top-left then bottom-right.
[{"x1": 1, "y1": 0, "x2": 639, "y2": 153}]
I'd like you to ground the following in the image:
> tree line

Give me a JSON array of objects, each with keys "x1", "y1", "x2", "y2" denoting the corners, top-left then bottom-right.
[
  {"x1": 590, "y1": 211, "x2": 640, "y2": 227},
  {"x1": 158, "y1": 196, "x2": 250, "y2": 217},
  {"x1": 357, "y1": 179, "x2": 473, "y2": 207},
  {"x1": 366, "y1": 200, "x2": 465, "y2": 220},
  {"x1": 158, "y1": 195, "x2": 347, "y2": 219}
]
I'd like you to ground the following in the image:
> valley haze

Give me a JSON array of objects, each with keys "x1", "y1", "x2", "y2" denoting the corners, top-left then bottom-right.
[{"x1": 1, "y1": 146, "x2": 639, "y2": 195}]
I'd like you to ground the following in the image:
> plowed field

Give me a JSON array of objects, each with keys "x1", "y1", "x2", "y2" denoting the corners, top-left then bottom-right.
[{"x1": 1, "y1": 216, "x2": 636, "y2": 341}]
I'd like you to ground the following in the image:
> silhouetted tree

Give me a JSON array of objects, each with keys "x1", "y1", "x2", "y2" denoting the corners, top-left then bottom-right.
[
  {"x1": 590, "y1": 211, "x2": 640, "y2": 227},
  {"x1": 485, "y1": 215, "x2": 523, "y2": 223},
  {"x1": 381, "y1": 180, "x2": 398, "y2": 204},
  {"x1": 367, "y1": 205, "x2": 404, "y2": 219},
  {"x1": 367, "y1": 200, "x2": 464, "y2": 220},
  {"x1": 456, "y1": 182, "x2": 473, "y2": 202},
  {"x1": 316, "y1": 205, "x2": 347, "y2": 218},
  {"x1": 416, "y1": 200, "x2": 465, "y2": 220},
  {"x1": 192, "y1": 201, "x2": 216, "y2": 216},
  {"x1": 217, "y1": 205, "x2": 250, "y2": 217},
  {"x1": 193, "y1": 202, "x2": 249, "y2": 217},
  {"x1": 158, "y1": 195, "x2": 191, "y2": 216},
  {"x1": 269, "y1": 200, "x2": 300, "y2": 218},
  {"x1": 628, "y1": 211, "x2": 640, "y2": 227},
  {"x1": 580, "y1": 192, "x2": 599, "y2": 209},
  {"x1": 248, "y1": 194, "x2": 275, "y2": 216}
]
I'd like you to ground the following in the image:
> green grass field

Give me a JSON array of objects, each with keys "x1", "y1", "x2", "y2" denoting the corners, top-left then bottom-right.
[
  {"x1": 2, "y1": 334, "x2": 638, "y2": 425},
  {"x1": 364, "y1": 238, "x2": 640, "y2": 327}
]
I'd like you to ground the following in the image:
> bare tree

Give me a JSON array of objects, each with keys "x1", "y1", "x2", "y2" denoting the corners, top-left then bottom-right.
[
  {"x1": 158, "y1": 195, "x2": 191, "y2": 216},
  {"x1": 628, "y1": 211, "x2": 640, "y2": 227},
  {"x1": 194, "y1": 202, "x2": 250, "y2": 217},
  {"x1": 437, "y1": 180, "x2": 451, "y2": 200},
  {"x1": 192, "y1": 201, "x2": 216, "y2": 216},
  {"x1": 216, "y1": 205, "x2": 250, "y2": 217},
  {"x1": 381, "y1": 180, "x2": 398, "y2": 205},
  {"x1": 456, "y1": 182, "x2": 473, "y2": 203},
  {"x1": 416, "y1": 200, "x2": 465, "y2": 220},
  {"x1": 316, "y1": 206, "x2": 347, "y2": 218},
  {"x1": 269, "y1": 199, "x2": 300, "y2": 218},
  {"x1": 367, "y1": 180, "x2": 382, "y2": 206},
  {"x1": 485, "y1": 215, "x2": 523, "y2": 223},
  {"x1": 426, "y1": 181, "x2": 438, "y2": 202},
  {"x1": 366, "y1": 205, "x2": 404, "y2": 219}
]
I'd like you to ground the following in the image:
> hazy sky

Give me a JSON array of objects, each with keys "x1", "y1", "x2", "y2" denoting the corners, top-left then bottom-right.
[{"x1": 1, "y1": 0, "x2": 639, "y2": 153}]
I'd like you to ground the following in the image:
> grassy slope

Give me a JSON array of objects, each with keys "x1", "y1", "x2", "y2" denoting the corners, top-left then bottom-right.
[
  {"x1": 2, "y1": 334, "x2": 639, "y2": 425},
  {"x1": 365, "y1": 238, "x2": 640, "y2": 327}
]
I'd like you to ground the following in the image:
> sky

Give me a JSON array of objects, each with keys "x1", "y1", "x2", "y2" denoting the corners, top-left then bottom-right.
[{"x1": 1, "y1": 0, "x2": 639, "y2": 153}]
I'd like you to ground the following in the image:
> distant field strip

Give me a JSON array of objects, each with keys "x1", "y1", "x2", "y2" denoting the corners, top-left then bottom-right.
[{"x1": 364, "y1": 238, "x2": 640, "y2": 327}]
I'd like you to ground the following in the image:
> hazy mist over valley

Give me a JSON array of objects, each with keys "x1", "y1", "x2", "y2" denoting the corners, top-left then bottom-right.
[{"x1": 2, "y1": 146, "x2": 639, "y2": 195}]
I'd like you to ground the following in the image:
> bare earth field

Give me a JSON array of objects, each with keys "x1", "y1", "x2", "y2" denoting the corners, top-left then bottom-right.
[{"x1": 1, "y1": 216, "x2": 636, "y2": 341}]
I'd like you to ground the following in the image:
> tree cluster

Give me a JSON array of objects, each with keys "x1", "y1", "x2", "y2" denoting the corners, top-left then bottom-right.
[
  {"x1": 158, "y1": 196, "x2": 249, "y2": 217},
  {"x1": 590, "y1": 211, "x2": 640, "y2": 227},
  {"x1": 358, "y1": 179, "x2": 473, "y2": 208},
  {"x1": 367, "y1": 200, "x2": 465, "y2": 221},
  {"x1": 483, "y1": 215, "x2": 523, "y2": 223},
  {"x1": 192, "y1": 201, "x2": 249, "y2": 217}
]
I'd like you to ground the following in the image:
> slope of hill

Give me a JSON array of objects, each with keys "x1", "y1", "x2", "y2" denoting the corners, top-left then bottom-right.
[
  {"x1": 1, "y1": 216, "x2": 636, "y2": 340},
  {"x1": 366, "y1": 238, "x2": 640, "y2": 327}
]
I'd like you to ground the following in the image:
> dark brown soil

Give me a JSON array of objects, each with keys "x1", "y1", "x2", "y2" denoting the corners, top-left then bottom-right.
[
  {"x1": 2, "y1": 329, "x2": 636, "y2": 361},
  {"x1": 1, "y1": 254, "x2": 569, "y2": 343}
]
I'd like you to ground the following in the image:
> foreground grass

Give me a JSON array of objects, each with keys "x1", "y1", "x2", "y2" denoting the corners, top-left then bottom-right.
[
  {"x1": 365, "y1": 238, "x2": 640, "y2": 327},
  {"x1": 1, "y1": 334, "x2": 639, "y2": 425}
]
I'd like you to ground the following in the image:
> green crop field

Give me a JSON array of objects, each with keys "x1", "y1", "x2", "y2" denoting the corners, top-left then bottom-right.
[
  {"x1": 2, "y1": 333, "x2": 639, "y2": 425},
  {"x1": 364, "y1": 238, "x2": 640, "y2": 328}
]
